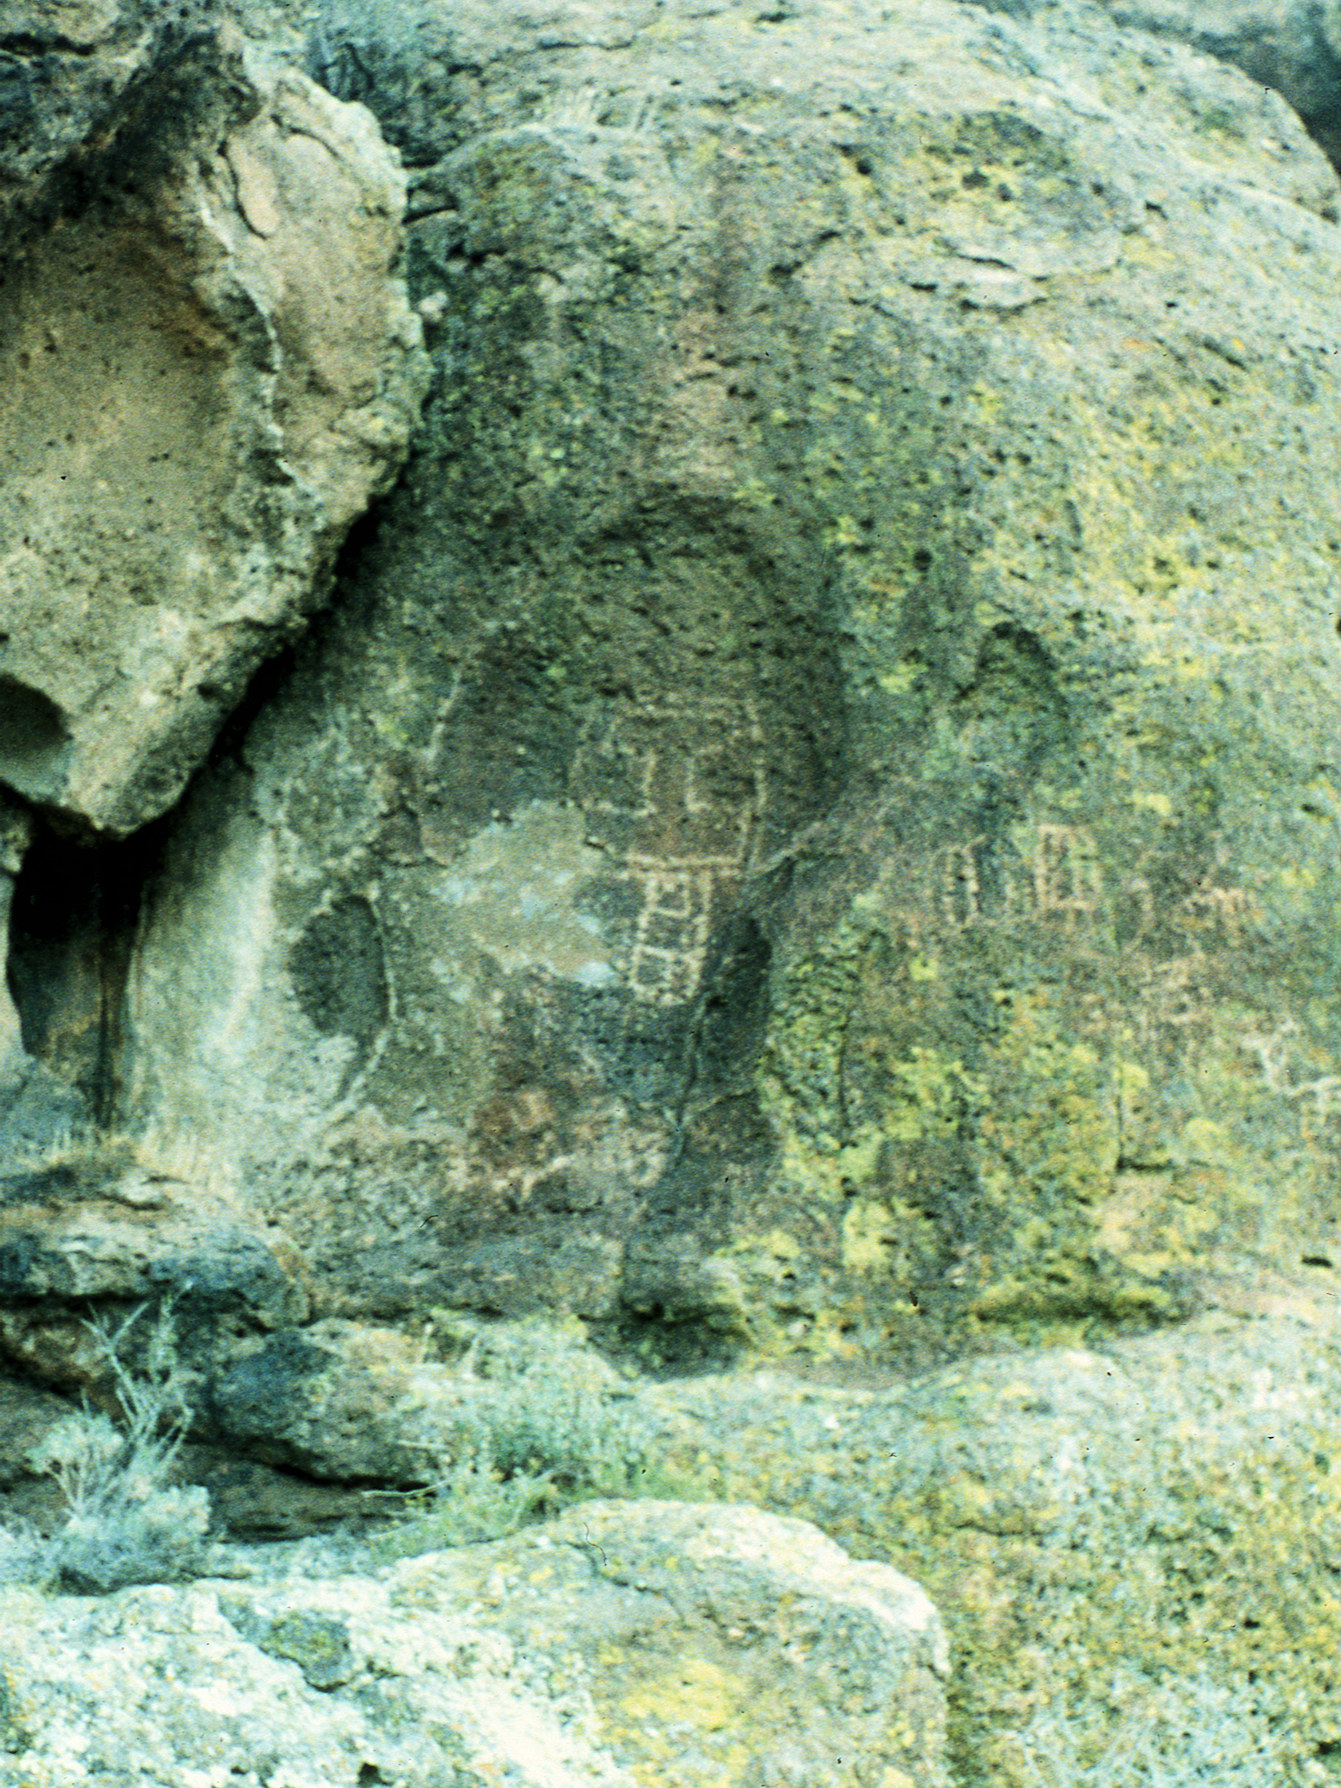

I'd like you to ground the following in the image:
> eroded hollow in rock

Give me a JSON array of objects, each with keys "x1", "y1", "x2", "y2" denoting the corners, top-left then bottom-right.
[
  {"x1": 5, "y1": 818, "x2": 162, "y2": 1125},
  {"x1": 0, "y1": 678, "x2": 70, "y2": 803}
]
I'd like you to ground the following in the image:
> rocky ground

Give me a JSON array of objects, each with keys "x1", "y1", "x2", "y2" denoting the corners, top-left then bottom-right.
[
  {"x1": 4, "y1": 1299, "x2": 1341, "y2": 1785},
  {"x1": 0, "y1": 1497, "x2": 949, "y2": 1788}
]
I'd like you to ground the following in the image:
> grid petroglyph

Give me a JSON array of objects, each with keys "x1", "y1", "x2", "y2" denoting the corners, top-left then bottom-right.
[
  {"x1": 918, "y1": 820, "x2": 1103, "y2": 934},
  {"x1": 574, "y1": 697, "x2": 766, "y2": 1006}
]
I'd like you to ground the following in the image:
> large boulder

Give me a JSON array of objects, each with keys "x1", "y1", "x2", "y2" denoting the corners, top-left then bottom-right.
[
  {"x1": 667, "y1": 1311, "x2": 1341, "y2": 1784},
  {"x1": 101, "y1": 0, "x2": 1341, "y2": 1360},
  {"x1": 0, "y1": 1501, "x2": 950, "y2": 1788},
  {"x1": 1059, "y1": 0, "x2": 1341, "y2": 173},
  {"x1": 0, "y1": 10, "x2": 429, "y2": 835}
]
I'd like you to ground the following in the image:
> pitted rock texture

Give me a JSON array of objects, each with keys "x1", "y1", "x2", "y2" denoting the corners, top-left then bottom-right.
[
  {"x1": 1076, "y1": 0, "x2": 1341, "y2": 173},
  {"x1": 99, "y1": 0, "x2": 1341, "y2": 1363},
  {"x1": 0, "y1": 1502, "x2": 949, "y2": 1788},
  {"x1": 0, "y1": 1158, "x2": 308, "y2": 1325},
  {"x1": 207, "y1": 1317, "x2": 435, "y2": 1480},
  {"x1": 666, "y1": 1313, "x2": 1341, "y2": 1785},
  {"x1": 0, "y1": 17, "x2": 429, "y2": 834},
  {"x1": 0, "y1": 2, "x2": 179, "y2": 233}
]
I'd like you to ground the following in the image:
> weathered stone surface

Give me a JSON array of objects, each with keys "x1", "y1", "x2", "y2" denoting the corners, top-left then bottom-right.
[
  {"x1": 425, "y1": 1500, "x2": 950, "y2": 1788},
  {"x1": 0, "y1": 13, "x2": 429, "y2": 834},
  {"x1": 0, "y1": 1, "x2": 165, "y2": 234},
  {"x1": 7, "y1": 10, "x2": 1341, "y2": 1780},
  {"x1": 0, "y1": 1502, "x2": 949, "y2": 1788},
  {"x1": 99, "y1": 0, "x2": 1341, "y2": 1363},
  {"x1": 665, "y1": 1310, "x2": 1341, "y2": 1784},
  {"x1": 1, "y1": 0, "x2": 125, "y2": 49},
  {"x1": 205, "y1": 1309, "x2": 645, "y2": 1493},
  {"x1": 0, "y1": 1140, "x2": 309, "y2": 1402},
  {"x1": 208, "y1": 1317, "x2": 433, "y2": 1480},
  {"x1": 9, "y1": 1304, "x2": 1334, "y2": 1787},
  {"x1": 1084, "y1": 0, "x2": 1341, "y2": 171},
  {"x1": 0, "y1": 1374, "x2": 78, "y2": 1532}
]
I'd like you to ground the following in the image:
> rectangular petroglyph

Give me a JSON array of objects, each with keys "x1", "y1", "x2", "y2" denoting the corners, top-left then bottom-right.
[
  {"x1": 1131, "y1": 955, "x2": 1210, "y2": 1036},
  {"x1": 933, "y1": 838, "x2": 983, "y2": 929},
  {"x1": 922, "y1": 821, "x2": 1102, "y2": 932},
  {"x1": 1244, "y1": 1018, "x2": 1341, "y2": 1119},
  {"x1": 621, "y1": 861, "x2": 722, "y2": 1007},
  {"x1": 574, "y1": 697, "x2": 766, "y2": 1006},
  {"x1": 1181, "y1": 879, "x2": 1258, "y2": 945},
  {"x1": 1033, "y1": 823, "x2": 1102, "y2": 921}
]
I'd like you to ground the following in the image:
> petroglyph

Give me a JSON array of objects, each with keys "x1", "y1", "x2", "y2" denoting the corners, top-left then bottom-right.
[
  {"x1": 1116, "y1": 874, "x2": 1157, "y2": 944},
  {"x1": 620, "y1": 862, "x2": 721, "y2": 1007},
  {"x1": 1033, "y1": 823, "x2": 1102, "y2": 922},
  {"x1": 902, "y1": 822, "x2": 1259, "y2": 967},
  {"x1": 921, "y1": 820, "x2": 1102, "y2": 933},
  {"x1": 574, "y1": 697, "x2": 764, "y2": 856},
  {"x1": 1181, "y1": 879, "x2": 1258, "y2": 944},
  {"x1": 1132, "y1": 955, "x2": 1211, "y2": 1036},
  {"x1": 1244, "y1": 1018, "x2": 1341, "y2": 1119},
  {"x1": 933, "y1": 838, "x2": 983, "y2": 930},
  {"x1": 573, "y1": 697, "x2": 766, "y2": 1006}
]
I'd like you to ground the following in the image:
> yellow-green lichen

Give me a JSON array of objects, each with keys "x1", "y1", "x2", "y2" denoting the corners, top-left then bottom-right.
[{"x1": 656, "y1": 1323, "x2": 1341, "y2": 1786}]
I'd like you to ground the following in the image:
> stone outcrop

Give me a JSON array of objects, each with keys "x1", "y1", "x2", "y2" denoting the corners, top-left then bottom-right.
[
  {"x1": 0, "y1": 1142, "x2": 307, "y2": 1352},
  {"x1": 207, "y1": 1316, "x2": 445, "y2": 1480},
  {"x1": 0, "y1": 1501, "x2": 950, "y2": 1788},
  {"x1": 80, "y1": 0, "x2": 1341, "y2": 1366},
  {"x1": 668, "y1": 1309, "x2": 1341, "y2": 1784},
  {"x1": 7, "y1": 4, "x2": 1341, "y2": 1784},
  {"x1": 0, "y1": 13, "x2": 429, "y2": 836},
  {"x1": 1075, "y1": 0, "x2": 1341, "y2": 172}
]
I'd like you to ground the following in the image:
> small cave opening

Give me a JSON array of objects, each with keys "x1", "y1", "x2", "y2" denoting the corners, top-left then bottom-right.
[{"x1": 4, "y1": 816, "x2": 164, "y2": 1128}]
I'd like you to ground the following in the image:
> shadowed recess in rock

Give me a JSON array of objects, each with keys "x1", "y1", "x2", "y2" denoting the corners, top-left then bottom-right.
[
  {"x1": 0, "y1": 677, "x2": 70, "y2": 804},
  {"x1": 6, "y1": 819, "x2": 163, "y2": 1123},
  {"x1": 288, "y1": 894, "x2": 390, "y2": 1052}
]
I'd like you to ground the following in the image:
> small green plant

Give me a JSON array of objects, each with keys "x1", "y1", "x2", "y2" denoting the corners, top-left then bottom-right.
[
  {"x1": 370, "y1": 1452, "x2": 556, "y2": 1553},
  {"x1": 372, "y1": 1313, "x2": 704, "y2": 1559},
  {"x1": 4, "y1": 1301, "x2": 211, "y2": 1594}
]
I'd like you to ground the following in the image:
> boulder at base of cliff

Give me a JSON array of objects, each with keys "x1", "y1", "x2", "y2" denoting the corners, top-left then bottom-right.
[
  {"x1": 0, "y1": 1501, "x2": 949, "y2": 1788},
  {"x1": 659, "y1": 1308, "x2": 1341, "y2": 1785}
]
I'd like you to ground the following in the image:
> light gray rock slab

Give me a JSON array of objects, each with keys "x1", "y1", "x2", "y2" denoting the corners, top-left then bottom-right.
[{"x1": 0, "y1": 1500, "x2": 949, "y2": 1788}]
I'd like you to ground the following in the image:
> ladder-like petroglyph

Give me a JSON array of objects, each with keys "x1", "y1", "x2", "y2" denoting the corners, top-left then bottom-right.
[{"x1": 573, "y1": 696, "x2": 766, "y2": 1006}]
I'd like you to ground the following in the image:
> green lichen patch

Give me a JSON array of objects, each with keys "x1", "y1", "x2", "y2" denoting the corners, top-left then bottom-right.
[{"x1": 256, "y1": 1610, "x2": 354, "y2": 1691}]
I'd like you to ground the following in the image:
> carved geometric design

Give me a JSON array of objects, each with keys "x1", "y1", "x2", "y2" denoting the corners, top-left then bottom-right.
[
  {"x1": 574, "y1": 697, "x2": 765, "y2": 1005},
  {"x1": 1033, "y1": 823, "x2": 1102, "y2": 921}
]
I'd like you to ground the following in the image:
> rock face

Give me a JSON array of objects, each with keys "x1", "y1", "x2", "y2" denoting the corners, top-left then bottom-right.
[
  {"x1": 677, "y1": 1312, "x2": 1341, "y2": 1785},
  {"x1": 0, "y1": 1501, "x2": 950, "y2": 1788},
  {"x1": 82, "y1": 0, "x2": 1341, "y2": 1361},
  {"x1": 1090, "y1": 0, "x2": 1341, "y2": 171},
  {"x1": 8, "y1": 8, "x2": 1341, "y2": 1781},
  {"x1": 0, "y1": 1141, "x2": 307, "y2": 1332},
  {"x1": 0, "y1": 14, "x2": 429, "y2": 836}
]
